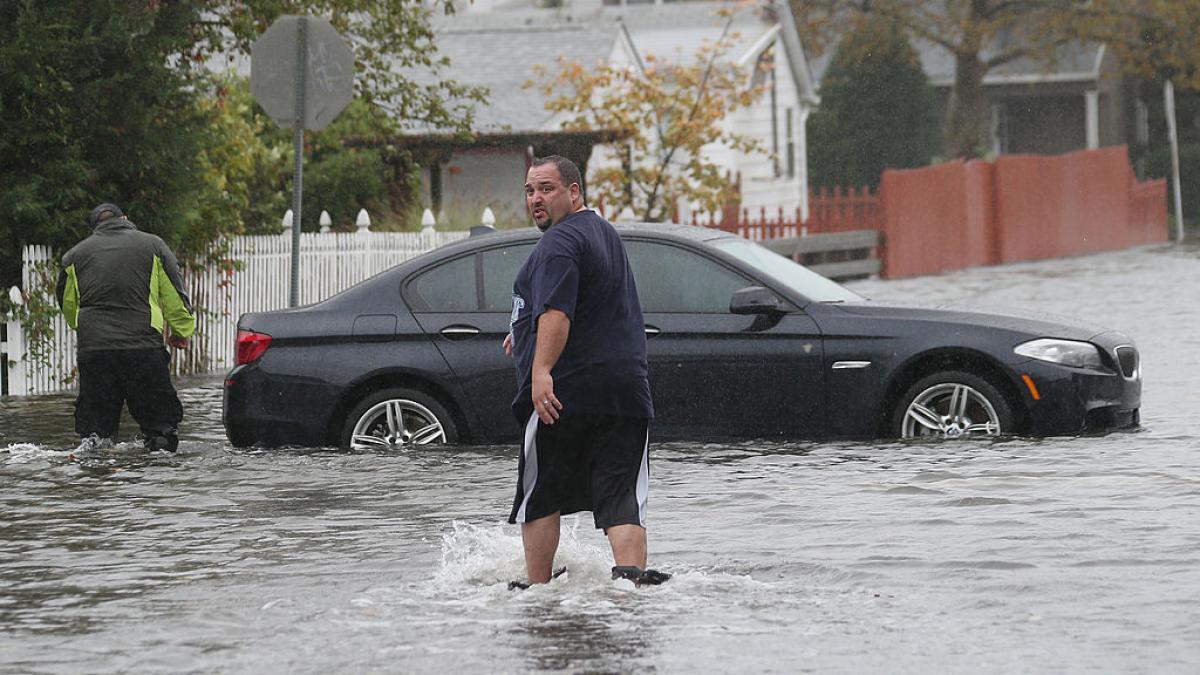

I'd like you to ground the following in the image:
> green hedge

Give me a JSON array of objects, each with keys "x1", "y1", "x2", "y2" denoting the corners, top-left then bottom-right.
[{"x1": 1144, "y1": 142, "x2": 1200, "y2": 223}]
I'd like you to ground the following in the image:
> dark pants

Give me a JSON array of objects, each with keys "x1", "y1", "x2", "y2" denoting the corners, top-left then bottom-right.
[{"x1": 75, "y1": 348, "x2": 182, "y2": 449}]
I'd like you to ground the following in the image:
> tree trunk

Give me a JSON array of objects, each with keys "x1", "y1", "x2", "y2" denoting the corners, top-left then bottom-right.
[{"x1": 944, "y1": 52, "x2": 990, "y2": 159}]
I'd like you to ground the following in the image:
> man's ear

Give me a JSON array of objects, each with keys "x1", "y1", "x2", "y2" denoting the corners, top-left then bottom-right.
[{"x1": 570, "y1": 182, "x2": 582, "y2": 204}]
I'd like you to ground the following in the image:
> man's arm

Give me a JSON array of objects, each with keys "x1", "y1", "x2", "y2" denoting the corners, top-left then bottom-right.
[
  {"x1": 532, "y1": 308, "x2": 570, "y2": 424},
  {"x1": 154, "y1": 242, "x2": 196, "y2": 341},
  {"x1": 56, "y1": 261, "x2": 80, "y2": 329}
]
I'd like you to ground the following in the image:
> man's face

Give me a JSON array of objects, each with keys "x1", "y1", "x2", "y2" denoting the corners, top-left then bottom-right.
[{"x1": 525, "y1": 163, "x2": 578, "y2": 231}]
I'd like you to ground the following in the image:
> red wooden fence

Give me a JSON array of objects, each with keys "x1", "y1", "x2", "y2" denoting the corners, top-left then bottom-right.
[
  {"x1": 692, "y1": 185, "x2": 883, "y2": 240},
  {"x1": 880, "y1": 145, "x2": 1168, "y2": 278}
]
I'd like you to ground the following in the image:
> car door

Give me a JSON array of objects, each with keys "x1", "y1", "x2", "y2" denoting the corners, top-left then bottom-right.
[
  {"x1": 625, "y1": 239, "x2": 826, "y2": 439},
  {"x1": 407, "y1": 243, "x2": 534, "y2": 442}
]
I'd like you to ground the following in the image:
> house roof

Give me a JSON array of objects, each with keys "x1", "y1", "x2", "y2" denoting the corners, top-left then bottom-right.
[
  {"x1": 809, "y1": 31, "x2": 1106, "y2": 90},
  {"x1": 412, "y1": 18, "x2": 629, "y2": 133},
  {"x1": 405, "y1": 0, "x2": 818, "y2": 136}
]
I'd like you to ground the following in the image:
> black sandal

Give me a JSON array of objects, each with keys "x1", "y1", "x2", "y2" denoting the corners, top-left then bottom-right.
[
  {"x1": 611, "y1": 565, "x2": 671, "y2": 586},
  {"x1": 508, "y1": 566, "x2": 567, "y2": 590}
]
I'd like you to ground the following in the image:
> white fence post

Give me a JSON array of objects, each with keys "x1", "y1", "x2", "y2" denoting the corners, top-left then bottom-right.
[{"x1": 2, "y1": 318, "x2": 29, "y2": 396}]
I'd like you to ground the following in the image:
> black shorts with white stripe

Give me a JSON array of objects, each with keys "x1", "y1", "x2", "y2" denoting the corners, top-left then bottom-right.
[{"x1": 508, "y1": 412, "x2": 650, "y2": 530}]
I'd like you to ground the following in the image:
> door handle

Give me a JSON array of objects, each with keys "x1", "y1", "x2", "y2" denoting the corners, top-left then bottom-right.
[
  {"x1": 440, "y1": 325, "x2": 481, "y2": 340},
  {"x1": 644, "y1": 325, "x2": 661, "y2": 337}
]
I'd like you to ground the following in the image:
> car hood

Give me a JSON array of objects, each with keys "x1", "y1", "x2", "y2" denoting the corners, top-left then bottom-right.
[{"x1": 831, "y1": 300, "x2": 1111, "y2": 342}]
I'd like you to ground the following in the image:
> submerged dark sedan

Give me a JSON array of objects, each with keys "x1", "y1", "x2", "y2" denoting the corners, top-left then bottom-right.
[{"x1": 223, "y1": 223, "x2": 1141, "y2": 449}]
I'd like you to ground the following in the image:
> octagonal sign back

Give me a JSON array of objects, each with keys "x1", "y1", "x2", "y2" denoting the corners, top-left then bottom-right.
[{"x1": 251, "y1": 15, "x2": 355, "y2": 130}]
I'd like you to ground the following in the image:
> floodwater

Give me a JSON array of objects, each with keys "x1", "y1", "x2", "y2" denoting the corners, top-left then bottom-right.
[{"x1": 3, "y1": 241, "x2": 1199, "y2": 674}]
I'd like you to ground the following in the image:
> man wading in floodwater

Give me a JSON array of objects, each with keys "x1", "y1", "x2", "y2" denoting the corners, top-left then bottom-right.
[
  {"x1": 503, "y1": 156, "x2": 669, "y2": 589},
  {"x1": 55, "y1": 203, "x2": 195, "y2": 452}
]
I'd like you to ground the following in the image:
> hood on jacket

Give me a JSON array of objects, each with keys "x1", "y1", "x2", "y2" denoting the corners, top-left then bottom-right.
[{"x1": 88, "y1": 203, "x2": 124, "y2": 228}]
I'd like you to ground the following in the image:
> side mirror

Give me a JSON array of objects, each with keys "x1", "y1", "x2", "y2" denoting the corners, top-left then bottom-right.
[{"x1": 729, "y1": 286, "x2": 783, "y2": 315}]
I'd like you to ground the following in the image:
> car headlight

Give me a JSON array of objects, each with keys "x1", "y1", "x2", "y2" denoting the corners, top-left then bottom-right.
[{"x1": 1014, "y1": 338, "x2": 1105, "y2": 370}]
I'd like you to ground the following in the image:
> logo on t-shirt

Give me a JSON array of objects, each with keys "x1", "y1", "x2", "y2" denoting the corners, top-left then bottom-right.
[{"x1": 510, "y1": 294, "x2": 525, "y2": 327}]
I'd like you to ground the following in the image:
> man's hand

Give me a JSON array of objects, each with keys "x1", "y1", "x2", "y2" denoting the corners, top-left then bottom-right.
[
  {"x1": 503, "y1": 332, "x2": 513, "y2": 357},
  {"x1": 532, "y1": 369, "x2": 561, "y2": 424},
  {"x1": 168, "y1": 334, "x2": 189, "y2": 350}
]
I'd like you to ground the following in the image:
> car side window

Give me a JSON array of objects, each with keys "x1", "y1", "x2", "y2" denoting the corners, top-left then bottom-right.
[
  {"x1": 408, "y1": 254, "x2": 477, "y2": 311},
  {"x1": 480, "y1": 244, "x2": 535, "y2": 311},
  {"x1": 626, "y1": 241, "x2": 753, "y2": 313}
]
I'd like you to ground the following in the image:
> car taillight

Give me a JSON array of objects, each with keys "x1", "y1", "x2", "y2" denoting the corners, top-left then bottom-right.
[{"x1": 236, "y1": 329, "x2": 272, "y2": 365}]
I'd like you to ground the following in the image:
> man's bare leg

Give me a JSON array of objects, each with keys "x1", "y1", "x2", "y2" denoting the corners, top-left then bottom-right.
[
  {"x1": 521, "y1": 512, "x2": 561, "y2": 583},
  {"x1": 606, "y1": 524, "x2": 647, "y2": 569}
]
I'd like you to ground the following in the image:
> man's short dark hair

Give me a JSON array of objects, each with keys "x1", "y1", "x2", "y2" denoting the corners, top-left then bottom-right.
[{"x1": 532, "y1": 155, "x2": 584, "y2": 201}]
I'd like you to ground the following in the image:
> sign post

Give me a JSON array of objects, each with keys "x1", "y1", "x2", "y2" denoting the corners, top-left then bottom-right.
[{"x1": 251, "y1": 15, "x2": 354, "y2": 306}]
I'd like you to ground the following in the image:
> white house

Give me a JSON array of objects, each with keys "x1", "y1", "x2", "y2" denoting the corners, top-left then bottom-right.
[{"x1": 401, "y1": 0, "x2": 820, "y2": 225}]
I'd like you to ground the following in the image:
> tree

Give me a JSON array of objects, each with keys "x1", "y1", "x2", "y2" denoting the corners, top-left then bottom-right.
[
  {"x1": 301, "y1": 97, "x2": 401, "y2": 231},
  {"x1": 0, "y1": 0, "x2": 209, "y2": 286},
  {"x1": 807, "y1": 15, "x2": 938, "y2": 189},
  {"x1": 196, "y1": 1, "x2": 484, "y2": 134},
  {"x1": 186, "y1": 76, "x2": 290, "y2": 250},
  {"x1": 791, "y1": 0, "x2": 1200, "y2": 160},
  {"x1": 0, "y1": 0, "x2": 483, "y2": 288},
  {"x1": 531, "y1": 7, "x2": 764, "y2": 222}
]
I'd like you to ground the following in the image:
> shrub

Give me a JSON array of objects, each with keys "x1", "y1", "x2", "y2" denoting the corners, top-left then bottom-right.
[{"x1": 807, "y1": 16, "x2": 940, "y2": 190}]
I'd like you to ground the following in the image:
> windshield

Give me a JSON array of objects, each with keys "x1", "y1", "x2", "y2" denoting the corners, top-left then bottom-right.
[{"x1": 712, "y1": 238, "x2": 865, "y2": 303}]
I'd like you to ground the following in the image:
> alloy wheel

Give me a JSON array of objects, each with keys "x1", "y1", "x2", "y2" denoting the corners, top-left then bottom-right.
[
  {"x1": 900, "y1": 382, "x2": 1002, "y2": 438},
  {"x1": 349, "y1": 399, "x2": 446, "y2": 450}
]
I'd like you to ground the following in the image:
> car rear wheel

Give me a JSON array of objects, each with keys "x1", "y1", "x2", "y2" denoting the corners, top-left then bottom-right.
[
  {"x1": 341, "y1": 388, "x2": 458, "y2": 450},
  {"x1": 893, "y1": 371, "x2": 1013, "y2": 439}
]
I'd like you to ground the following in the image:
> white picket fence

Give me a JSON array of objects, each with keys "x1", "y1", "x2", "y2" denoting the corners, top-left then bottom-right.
[{"x1": 3, "y1": 227, "x2": 468, "y2": 396}]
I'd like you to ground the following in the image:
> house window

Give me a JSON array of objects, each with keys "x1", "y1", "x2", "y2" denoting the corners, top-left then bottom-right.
[{"x1": 754, "y1": 45, "x2": 779, "y2": 178}]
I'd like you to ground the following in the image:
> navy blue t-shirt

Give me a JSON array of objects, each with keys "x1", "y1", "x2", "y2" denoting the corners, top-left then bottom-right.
[{"x1": 510, "y1": 209, "x2": 653, "y2": 422}]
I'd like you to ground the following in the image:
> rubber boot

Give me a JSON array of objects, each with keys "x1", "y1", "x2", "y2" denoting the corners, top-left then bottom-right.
[{"x1": 144, "y1": 432, "x2": 179, "y2": 452}]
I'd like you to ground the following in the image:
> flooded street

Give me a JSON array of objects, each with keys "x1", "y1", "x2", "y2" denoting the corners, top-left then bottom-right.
[{"x1": 3, "y1": 241, "x2": 1200, "y2": 674}]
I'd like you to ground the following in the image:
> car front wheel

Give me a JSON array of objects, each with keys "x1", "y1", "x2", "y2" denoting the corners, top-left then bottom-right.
[
  {"x1": 341, "y1": 388, "x2": 458, "y2": 450},
  {"x1": 893, "y1": 371, "x2": 1013, "y2": 439}
]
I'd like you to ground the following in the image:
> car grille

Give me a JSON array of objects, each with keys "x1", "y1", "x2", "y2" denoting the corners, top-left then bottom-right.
[{"x1": 1114, "y1": 346, "x2": 1139, "y2": 378}]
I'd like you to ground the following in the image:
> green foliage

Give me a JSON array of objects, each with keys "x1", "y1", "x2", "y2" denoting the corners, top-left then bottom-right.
[
  {"x1": 301, "y1": 148, "x2": 388, "y2": 230},
  {"x1": 183, "y1": 75, "x2": 290, "y2": 257},
  {"x1": 295, "y1": 97, "x2": 401, "y2": 231},
  {"x1": 2, "y1": 0, "x2": 480, "y2": 285},
  {"x1": 807, "y1": 16, "x2": 938, "y2": 190},
  {"x1": 1, "y1": 261, "x2": 64, "y2": 379},
  {"x1": 0, "y1": 0, "x2": 209, "y2": 286}
]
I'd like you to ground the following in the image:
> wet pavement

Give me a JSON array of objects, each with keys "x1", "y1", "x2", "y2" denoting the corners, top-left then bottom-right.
[{"x1": 3, "y1": 240, "x2": 1199, "y2": 674}]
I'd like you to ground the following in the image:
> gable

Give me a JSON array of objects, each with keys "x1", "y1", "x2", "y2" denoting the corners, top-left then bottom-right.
[{"x1": 404, "y1": 1, "x2": 818, "y2": 136}]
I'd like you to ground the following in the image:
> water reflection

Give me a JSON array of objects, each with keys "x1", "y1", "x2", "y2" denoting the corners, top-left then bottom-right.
[{"x1": 514, "y1": 596, "x2": 659, "y2": 672}]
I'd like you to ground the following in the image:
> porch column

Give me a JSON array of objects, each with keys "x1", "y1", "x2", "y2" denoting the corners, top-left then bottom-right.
[
  {"x1": 797, "y1": 107, "x2": 811, "y2": 223},
  {"x1": 1085, "y1": 89, "x2": 1100, "y2": 149}
]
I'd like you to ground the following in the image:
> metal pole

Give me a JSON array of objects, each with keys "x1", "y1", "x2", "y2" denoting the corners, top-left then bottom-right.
[
  {"x1": 1164, "y1": 79, "x2": 1185, "y2": 243},
  {"x1": 289, "y1": 16, "x2": 308, "y2": 307}
]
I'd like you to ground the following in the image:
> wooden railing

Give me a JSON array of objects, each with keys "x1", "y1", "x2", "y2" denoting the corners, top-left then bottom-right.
[
  {"x1": 807, "y1": 185, "x2": 884, "y2": 234},
  {"x1": 759, "y1": 229, "x2": 882, "y2": 280}
]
